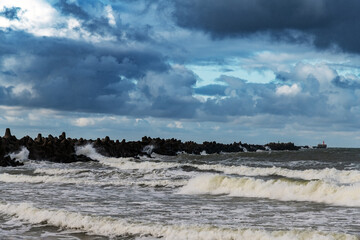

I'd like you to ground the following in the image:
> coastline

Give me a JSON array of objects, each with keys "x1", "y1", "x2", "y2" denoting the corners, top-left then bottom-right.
[{"x1": 1, "y1": 128, "x2": 301, "y2": 167}]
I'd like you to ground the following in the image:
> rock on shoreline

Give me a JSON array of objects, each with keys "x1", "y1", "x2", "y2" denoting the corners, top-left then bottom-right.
[{"x1": 0, "y1": 128, "x2": 300, "y2": 167}]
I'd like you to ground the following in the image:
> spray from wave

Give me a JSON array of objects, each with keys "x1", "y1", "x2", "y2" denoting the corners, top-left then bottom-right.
[
  {"x1": 179, "y1": 174, "x2": 360, "y2": 207},
  {"x1": 0, "y1": 202, "x2": 356, "y2": 240},
  {"x1": 7, "y1": 147, "x2": 29, "y2": 162},
  {"x1": 76, "y1": 144, "x2": 178, "y2": 171}
]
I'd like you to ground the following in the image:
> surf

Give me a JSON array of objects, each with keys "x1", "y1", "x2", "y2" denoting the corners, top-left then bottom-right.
[
  {"x1": 179, "y1": 174, "x2": 360, "y2": 207},
  {"x1": 0, "y1": 173, "x2": 185, "y2": 188},
  {"x1": 0, "y1": 202, "x2": 356, "y2": 240},
  {"x1": 76, "y1": 144, "x2": 360, "y2": 185}
]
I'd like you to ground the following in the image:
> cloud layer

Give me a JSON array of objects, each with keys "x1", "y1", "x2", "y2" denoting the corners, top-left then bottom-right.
[
  {"x1": 173, "y1": 0, "x2": 360, "y2": 53},
  {"x1": 1, "y1": 0, "x2": 360, "y2": 145}
]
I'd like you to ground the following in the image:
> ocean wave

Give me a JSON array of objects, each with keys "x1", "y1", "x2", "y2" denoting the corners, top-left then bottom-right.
[
  {"x1": 34, "y1": 168, "x2": 88, "y2": 175},
  {"x1": 7, "y1": 147, "x2": 29, "y2": 161},
  {"x1": 76, "y1": 144, "x2": 360, "y2": 185},
  {"x1": 76, "y1": 144, "x2": 179, "y2": 170},
  {"x1": 0, "y1": 173, "x2": 185, "y2": 188},
  {"x1": 179, "y1": 175, "x2": 360, "y2": 207},
  {"x1": 0, "y1": 202, "x2": 357, "y2": 240},
  {"x1": 195, "y1": 165, "x2": 360, "y2": 184}
]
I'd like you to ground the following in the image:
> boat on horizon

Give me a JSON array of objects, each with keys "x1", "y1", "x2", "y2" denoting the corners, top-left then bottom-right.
[{"x1": 316, "y1": 141, "x2": 327, "y2": 149}]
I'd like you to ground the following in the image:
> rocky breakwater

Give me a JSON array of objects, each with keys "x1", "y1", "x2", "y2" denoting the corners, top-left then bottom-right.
[
  {"x1": 0, "y1": 128, "x2": 301, "y2": 167},
  {"x1": 0, "y1": 128, "x2": 93, "y2": 167},
  {"x1": 0, "y1": 128, "x2": 24, "y2": 167}
]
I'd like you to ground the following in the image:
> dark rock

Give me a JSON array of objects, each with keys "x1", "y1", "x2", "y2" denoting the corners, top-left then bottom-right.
[
  {"x1": 36, "y1": 133, "x2": 43, "y2": 143},
  {"x1": 59, "y1": 132, "x2": 66, "y2": 141},
  {"x1": 265, "y1": 142, "x2": 300, "y2": 151},
  {"x1": 76, "y1": 154, "x2": 97, "y2": 162},
  {"x1": 0, "y1": 128, "x2": 301, "y2": 166},
  {"x1": 4, "y1": 128, "x2": 11, "y2": 139},
  {"x1": 0, "y1": 155, "x2": 24, "y2": 167}
]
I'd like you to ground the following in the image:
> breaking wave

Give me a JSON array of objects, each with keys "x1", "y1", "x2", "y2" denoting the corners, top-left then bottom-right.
[
  {"x1": 76, "y1": 144, "x2": 360, "y2": 185},
  {"x1": 76, "y1": 144, "x2": 178, "y2": 170},
  {"x1": 0, "y1": 202, "x2": 356, "y2": 240},
  {"x1": 179, "y1": 175, "x2": 360, "y2": 207},
  {"x1": 0, "y1": 173, "x2": 185, "y2": 188},
  {"x1": 195, "y1": 165, "x2": 360, "y2": 184},
  {"x1": 8, "y1": 147, "x2": 29, "y2": 161}
]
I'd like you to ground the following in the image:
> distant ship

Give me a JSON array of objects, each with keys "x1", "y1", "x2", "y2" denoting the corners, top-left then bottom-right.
[{"x1": 317, "y1": 141, "x2": 327, "y2": 149}]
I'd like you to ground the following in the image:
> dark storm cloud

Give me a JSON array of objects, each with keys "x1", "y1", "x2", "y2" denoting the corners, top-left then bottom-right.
[
  {"x1": 134, "y1": 66, "x2": 200, "y2": 118},
  {"x1": 0, "y1": 6, "x2": 21, "y2": 20},
  {"x1": 57, "y1": 0, "x2": 115, "y2": 37},
  {"x1": 275, "y1": 72, "x2": 292, "y2": 82},
  {"x1": 0, "y1": 30, "x2": 176, "y2": 115},
  {"x1": 197, "y1": 73, "x2": 334, "y2": 120},
  {"x1": 1, "y1": 1, "x2": 359, "y2": 123},
  {"x1": 0, "y1": 30, "x2": 357, "y2": 121},
  {"x1": 195, "y1": 84, "x2": 227, "y2": 96},
  {"x1": 57, "y1": 0, "x2": 89, "y2": 20},
  {"x1": 332, "y1": 76, "x2": 360, "y2": 89},
  {"x1": 172, "y1": 0, "x2": 360, "y2": 53},
  {"x1": 55, "y1": 0, "x2": 153, "y2": 42}
]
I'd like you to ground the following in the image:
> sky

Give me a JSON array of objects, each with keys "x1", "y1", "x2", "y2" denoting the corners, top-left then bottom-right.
[{"x1": 1, "y1": 0, "x2": 360, "y2": 147}]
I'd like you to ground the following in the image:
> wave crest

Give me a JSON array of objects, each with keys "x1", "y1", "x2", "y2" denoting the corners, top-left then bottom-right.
[
  {"x1": 76, "y1": 144, "x2": 178, "y2": 170},
  {"x1": 195, "y1": 164, "x2": 360, "y2": 184},
  {"x1": 8, "y1": 147, "x2": 29, "y2": 161},
  {"x1": 0, "y1": 173, "x2": 185, "y2": 188},
  {"x1": 0, "y1": 202, "x2": 356, "y2": 240},
  {"x1": 179, "y1": 175, "x2": 360, "y2": 207}
]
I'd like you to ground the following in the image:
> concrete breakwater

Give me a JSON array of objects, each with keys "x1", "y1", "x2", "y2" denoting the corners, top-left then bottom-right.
[{"x1": 0, "y1": 128, "x2": 300, "y2": 167}]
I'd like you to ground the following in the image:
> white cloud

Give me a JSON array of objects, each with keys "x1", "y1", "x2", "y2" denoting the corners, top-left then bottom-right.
[
  {"x1": 212, "y1": 126, "x2": 220, "y2": 131},
  {"x1": 167, "y1": 121, "x2": 183, "y2": 129},
  {"x1": 0, "y1": 0, "x2": 116, "y2": 42},
  {"x1": 294, "y1": 63, "x2": 336, "y2": 88},
  {"x1": 0, "y1": 0, "x2": 59, "y2": 36},
  {"x1": 276, "y1": 84, "x2": 301, "y2": 96},
  {"x1": 73, "y1": 118, "x2": 96, "y2": 127},
  {"x1": 105, "y1": 5, "x2": 116, "y2": 26},
  {"x1": 11, "y1": 83, "x2": 38, "y2": 98}
]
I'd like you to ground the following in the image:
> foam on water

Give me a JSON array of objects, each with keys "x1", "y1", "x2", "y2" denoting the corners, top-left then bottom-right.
[
  {"x1": 76, "y1": 144, "x2": 179, "y2": 170},
  {"x1": 7, "y1": 147, "x2": 29, "y2": 161},
  {"x1": 195, "y1": 165, "x2": 360, "y2": 184},
  {"x1": 34, "y1": 168, "x2": 88, "y2": 175},
  {"x1": 0, "y1": 173, "x2": 185, "y2": 187},
  {"x1": 0, "y1": 202, "x2": 357, "y2": 240},
  {"x1": 76, "y1": 144, "x2": 360, "y2": 185},
  {"x1": 179, "y1": 174, "x2": 360, "y2": 207}
]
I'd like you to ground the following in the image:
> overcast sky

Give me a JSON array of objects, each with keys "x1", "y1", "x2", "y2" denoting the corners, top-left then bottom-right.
[{"x1": 1, "y1": 0, "x2": 360, "y2": 147}]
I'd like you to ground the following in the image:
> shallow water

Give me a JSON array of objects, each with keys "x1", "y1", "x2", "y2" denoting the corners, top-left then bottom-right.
[{"x1": 0, "y1": 146, "x2": 359, "y2": 239}]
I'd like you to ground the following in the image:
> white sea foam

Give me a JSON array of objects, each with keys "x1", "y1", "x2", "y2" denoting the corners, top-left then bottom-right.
[
  {"x1": 0, "y1": 202, "x2": 356, "y2": 240},
  {"x1": 143, "y1": 145, "x2": 155, "y2": 155},
  {"x1": 179, "y1": 175, "x2": 360, "y2": 207},
  {"x1": 0, "y1": 173, "x2": 185, "y2": 187},
  {"x1": 7, "y1": 147, "x2": 29, "y2": 161},
  {"x1": 34, "y1": 168, "x2": 87, "y2": 175},
  {"x1": 76, "y1": 144, "x2": 179, "y2": 170},
  {"x1": 200, "y1": 150, "x2": 208, "y2": 156},
  {"x1": 194, "y1": 165, "x2": 360, "y2": 184},
  {"x1": 75, "y1": 144, "x2": 360, "y2": 185}
]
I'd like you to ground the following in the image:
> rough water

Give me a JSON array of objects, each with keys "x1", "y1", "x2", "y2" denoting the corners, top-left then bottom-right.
[{"x1": 0, "y1": 145, "x2": 359, "y2": 240}]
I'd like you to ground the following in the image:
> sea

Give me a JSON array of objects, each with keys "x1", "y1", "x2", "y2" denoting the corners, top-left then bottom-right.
[{"x1": 0, "y1": 145, "x2": 359, "y2": 240}]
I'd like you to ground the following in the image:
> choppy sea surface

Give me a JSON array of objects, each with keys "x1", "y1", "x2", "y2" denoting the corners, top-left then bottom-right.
[{"x1": 0, "y1": 145, "x2": 359, "y2": 240}]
